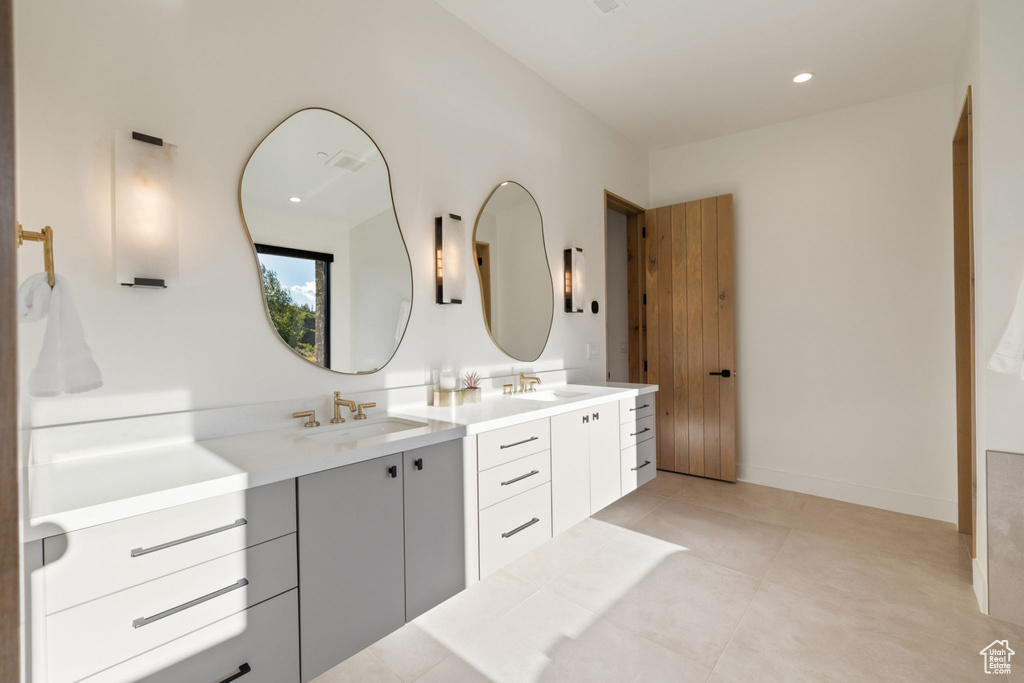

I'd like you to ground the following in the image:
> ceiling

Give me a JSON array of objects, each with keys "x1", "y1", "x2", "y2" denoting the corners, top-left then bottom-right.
[{"x1": 434, "y1": 0, "x2": 971, "y2": 151}]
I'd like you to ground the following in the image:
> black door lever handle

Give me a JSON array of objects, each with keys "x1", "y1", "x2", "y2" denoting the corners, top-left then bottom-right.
[{"x1": 709, "y1": 369, "x2": 732, "y2": 378}]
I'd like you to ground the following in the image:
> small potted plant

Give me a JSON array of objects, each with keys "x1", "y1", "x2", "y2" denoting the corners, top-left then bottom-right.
[{"x1": 462, "y1": 371, "x2": 482, "y2": 403}]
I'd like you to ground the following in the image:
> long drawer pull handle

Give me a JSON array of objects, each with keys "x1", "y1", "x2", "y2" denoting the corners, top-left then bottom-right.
[
  {"x1": 630, "y1": 404, "x2": 650, "y2": 411},
  {"x1": 502, "y1": 517, "x2": 541, "y2": 539},
  {"x1": 132, "y1": 578, "x2": 248, "y2": 629},
  {"x1": 219, "y1": 663, "x2": 252, "y2": 683},
  {"x1": 501, "y1": 470, "x2": 540, "y2": 486},
  {"x1": 130, "y1": 519, "x2": 247, "y2": 558},
  {"x1": 500, "y1": 436, "x2": 539, "y2": 450},
  {"x1": 632, "y1": 460, "x2": 652, "y2": 471},
  {"x1": 630, "y1": 427, "x2": 651, "y2": 437}
]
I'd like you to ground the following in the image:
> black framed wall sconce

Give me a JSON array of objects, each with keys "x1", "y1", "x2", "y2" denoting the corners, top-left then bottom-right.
[
  {"x1": 435, "y1": 213, "x2": 465, "y2": 304},
  {"x1": 564, "y1": 247, "x2": 585, "y2": 312}
]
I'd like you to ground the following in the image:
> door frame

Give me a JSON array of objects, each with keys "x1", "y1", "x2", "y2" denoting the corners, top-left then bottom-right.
[
  {"x1": 603, "y1": 190, "x2": 646, "y2": 384},
  {"x1": 952, "y1": 86, "x2": 976, "y2": 556}
]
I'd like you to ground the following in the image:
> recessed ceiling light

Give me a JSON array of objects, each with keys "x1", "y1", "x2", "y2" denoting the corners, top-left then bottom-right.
[
  {"x1": 793, "y1": 72, "x2": 814, "y2": 84},
  {"x1": 289, "y1": 196, "x2": 301, "y2": 203}
]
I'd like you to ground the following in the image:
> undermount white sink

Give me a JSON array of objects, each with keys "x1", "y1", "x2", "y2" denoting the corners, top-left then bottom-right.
[
  {"x1": 301, "y1": 418, "x2": 427, "y2": 444},
  {"x1": 511, "y1": 390, "x2": 587, "y2": 402}
]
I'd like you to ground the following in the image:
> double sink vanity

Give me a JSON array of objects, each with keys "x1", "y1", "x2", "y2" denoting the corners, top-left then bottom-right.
[{"x1": 24, "y1": 382, "x2": 657, "y2": 683}]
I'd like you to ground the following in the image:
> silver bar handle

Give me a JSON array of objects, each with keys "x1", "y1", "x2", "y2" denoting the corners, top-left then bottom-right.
[
  {"x1": 131, "y1": 518, "x2": 247, "y2": 558},
  {"x1": 630, "y1": 404, "x2": 650, "y2": 411},
  {"x1": 132, "y1": 578, "x2": 248, "y2": 629},
  {"x1": 500, "y1": 435, "x2": 539, "y2": 450},
  {"x1": 630, "y1": 427, "x2": 651, "y2": 437},
  {"x1": 501, "y1": 470, "x2": 540, "y2": 486},
  {"x1": 502, "y1": 517, "x2": 541, "y2": 538},
  {"x1": 632, "y1": 460, "x2": 652, "y2": 471}
]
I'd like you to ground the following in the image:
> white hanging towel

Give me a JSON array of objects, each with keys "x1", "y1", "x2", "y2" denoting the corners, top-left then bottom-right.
[
  {"x1": 989, "y1": 272, "x2": 1024, "y2": 378},
  {"x1": 17, "y1": 273, "x2": 103, "y2": 396}
]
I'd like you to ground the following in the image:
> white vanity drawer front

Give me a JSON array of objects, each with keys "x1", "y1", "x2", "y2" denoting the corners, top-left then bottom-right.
[
  {"x1": 621, "y1": 440, "x2": 657, "y2": 495},
  {"x1": 619, "y1": 395, "x2": 655, "y2": 423},
  {"x1": 45, "y1": 533, "x2": 297, "y2": 683},
  {"x1": 478, "y1": 482, "x2": 552, "y2": 577},
  {"x1": 478, "y1": 418, "x2": 551, "y2": 471},
  {"x1": 478, "y1": 450, "x2": 551, "y2": 510},
  {"x1": 620, "y1": 414, "x2": 656, "y2": 450},
  {"x1": 43, "y1": 479, "x2": 296, "y2": 615},
  {"x1": 80, "y1": 588, "x2": 300, "y2": 683}
]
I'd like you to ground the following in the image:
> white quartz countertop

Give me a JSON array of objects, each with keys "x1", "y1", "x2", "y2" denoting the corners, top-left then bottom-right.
[{"x1": 24, "y1": 382, "x2": 656, "y2": 541}]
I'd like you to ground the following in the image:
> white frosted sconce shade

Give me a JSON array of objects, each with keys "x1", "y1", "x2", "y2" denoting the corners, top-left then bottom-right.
[
  {"x1": 435, "y1": 213, "x2": 465, "y2": 304},
  {"x1": 114, "y1": 130, "x2": 178, "y2": 288},
  {"x1": 564, "y1": 247, "x2": 585, "y2": 312}
]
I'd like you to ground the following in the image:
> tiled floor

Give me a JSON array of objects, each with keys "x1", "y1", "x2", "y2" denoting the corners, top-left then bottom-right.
[{"x1": 315, "y1": 473, "x2": 1018, "y2": 682}]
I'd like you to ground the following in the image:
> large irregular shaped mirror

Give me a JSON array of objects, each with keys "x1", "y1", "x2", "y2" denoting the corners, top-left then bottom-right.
[
  {"x1": 473, "y1": 182, "x2": 553, "y2": 361},
  {"x1": 240, "y1": 109, "x2": 413, "y2": 374}
]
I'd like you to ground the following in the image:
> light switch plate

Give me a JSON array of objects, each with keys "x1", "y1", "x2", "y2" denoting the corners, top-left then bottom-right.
[{"x1": 587, "y1": 343, "x2": 600, "y2": 359}]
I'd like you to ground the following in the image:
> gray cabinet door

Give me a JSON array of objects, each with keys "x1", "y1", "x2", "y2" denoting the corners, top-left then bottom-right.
[
  {"x1": 403, "y1": 441, "x2": 465, "y2": 621},
  {"x1": 298, "y1": 453, "x2": 405, "y2": 683}
]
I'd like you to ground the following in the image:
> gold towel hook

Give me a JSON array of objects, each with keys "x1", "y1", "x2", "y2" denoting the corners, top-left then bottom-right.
[{"x1": 16, "y1": 223, "x2": 55, "y2": 287}]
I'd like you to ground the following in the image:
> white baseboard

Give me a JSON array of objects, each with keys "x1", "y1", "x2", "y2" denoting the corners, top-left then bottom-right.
[
  {"x1": 973, "y1": 557, "x2": 988, "y2": 614},
  {"x1": 737, "y1": 464, "x2": 958, "y2": 523}
]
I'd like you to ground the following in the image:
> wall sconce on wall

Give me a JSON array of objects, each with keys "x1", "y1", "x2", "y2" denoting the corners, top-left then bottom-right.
[
  {"x1": 564, "y1": 247, "x2": 585, "y2": 313},
  {"x1": 435, "y1": 213, "x2": 464, "y2": 304},
  {"x1": 114, "y1": 131, "x2": 178, "y2": 288}
]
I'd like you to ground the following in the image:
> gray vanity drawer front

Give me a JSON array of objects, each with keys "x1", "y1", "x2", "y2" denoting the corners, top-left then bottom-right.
[
  {"x1": 619, "y1": 395, "x2": 655, "y2": 423},
  {"x1": 621, "y1": 440, "x2": 657, "y2": 495},
  {"x1": 478, "y1": 418, "x2": 551, "y2": 471},
  {"x1": 620, "y1": 414, "x2": 656, "y2": 450},
  {"x1": 43, "y1": 479, "x2": 296, "y2": 615},
  {"x1": 80, "y1": 588, "x2": 300, "y2": 683},
  {"x1": 46, "y1": 534, "x2": 297, "y2": 683},
  {"x1": 478, "y1": 450, "x2": 551, "y2": 510}
]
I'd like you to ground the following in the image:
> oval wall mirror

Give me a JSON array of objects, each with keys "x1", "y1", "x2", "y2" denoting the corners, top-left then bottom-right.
[
  {"x1": 473, "y1": 181, "x2": 553, "y2": 361},
  {"x1": 240, "y1": 108, "x2": 413, "y2": 374}
]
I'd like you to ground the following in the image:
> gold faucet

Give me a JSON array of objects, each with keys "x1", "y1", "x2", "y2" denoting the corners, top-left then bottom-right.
[
  {"x1": 518, "y1": 372, "x2": 541, "y2": 393},
  {"x1": 354, "y1": 402, "x2": 376, "y2": 420},
  {"x1": 292, "y1": 410, "x2": 320, "y2": 428},
  {"x1": 332, "y1": 392, "x2": 356, "y2": 423}
]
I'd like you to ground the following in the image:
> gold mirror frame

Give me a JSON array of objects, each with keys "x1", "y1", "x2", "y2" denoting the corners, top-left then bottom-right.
[
  {"x1": 472, "y1": 181, "x2": 554, "y2": 362},
  {"x1": 238, "y1": 107, "x2": 414, "y2": 375}
]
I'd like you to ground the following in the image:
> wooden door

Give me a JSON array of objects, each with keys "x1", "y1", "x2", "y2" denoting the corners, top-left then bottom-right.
[
  {"x1": 645, "y1": 195, "x2": 736, "y2": 481},
  {"x1": 476, "y1": 241, "x2": 492, "y2": 326}
]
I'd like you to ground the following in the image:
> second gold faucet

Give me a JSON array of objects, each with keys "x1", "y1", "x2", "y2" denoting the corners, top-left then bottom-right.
[{"x1": 333, "y1": 392, "x2": 376, "y2": 422}]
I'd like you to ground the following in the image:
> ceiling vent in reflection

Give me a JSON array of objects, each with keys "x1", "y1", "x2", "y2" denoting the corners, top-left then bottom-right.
[
  {"x1": 325, "y1": 150, "x2": 370, "y2": 173},
  {"x1": 588, "y1": 0, "x2": 626, "y2": 17}
]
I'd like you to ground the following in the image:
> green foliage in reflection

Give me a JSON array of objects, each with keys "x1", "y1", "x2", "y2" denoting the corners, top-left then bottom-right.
[{"x1": 260, "y1": 263, "x2": 316, "y2": 361}]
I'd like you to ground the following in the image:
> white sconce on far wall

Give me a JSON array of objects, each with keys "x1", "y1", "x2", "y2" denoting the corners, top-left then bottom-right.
[
  {"x1": 435, "y1": 213, "x2": 464, "y2": 304},
  {"x1": 114, "y1": 130, "x2": 178, "y2": 288},
  {"x1": 564, "y1": 247, "x2": 585, "y2": 313}
]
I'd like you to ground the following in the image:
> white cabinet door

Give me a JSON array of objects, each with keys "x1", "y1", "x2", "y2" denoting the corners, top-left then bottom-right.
[
  {"x1": 550, "y1": 408, "x2": 591, "y2": 536},
  {"x1": 588, "y1": 402, "x2": 621, "y2": 514},
  {"x1": 404, "y1": 441, "x2": 465, "y2": 622},
  {"x1": 298, "y1": 453, "x2": 406, "y2": 683}
]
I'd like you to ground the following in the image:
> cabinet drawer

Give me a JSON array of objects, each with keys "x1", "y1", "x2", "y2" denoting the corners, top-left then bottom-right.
[
  {"x1": 478, "y1": 418, "x2": 550, "y2": 471},
  {"x1": 43, "y1": 479, "x2": 296, "y2": 615},
  {"x1": 478, "y1": 450, "x2": 551, "y2": 510},
  {"x1": 619, "y1": 395, "x2": 655, "y2": 423},
  {"x1": 620, "y1": 414, "x2": 656, "y2": 450},
  {"x1": 621, "y1": 440, "x2": 657, "y2": 495},
  {"x1": 80, "y1": 589, "x2": 300, "y2": 683},
  {"x1": 479, "y1": 483, "x2": 552, "y2": 577},
  {"x1": 46, "y1": 534, "x2": 297, "y2": 683}
]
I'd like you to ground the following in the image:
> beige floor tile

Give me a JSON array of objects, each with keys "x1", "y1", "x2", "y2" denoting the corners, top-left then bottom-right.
[
  {"x1": 414, "y1": 654, "x2": 493, "y2": 683},
  {"x1": 413, "y1": 570, "x2": 540, "y2": 652},
  {"x1": 637, "y1": 470, "x2": 691, "y2": 498},
  {"x1": 315, "y1": 648, "x2": 403, "y2": 683},
  {"x1": 504, "y1": 518, "x2": 625, "y2": 587},
  {"x1": 670, "y1": 477, "x2": 810, "y2": 527},
  {"x1": 630, "y1": 498, "x2": 790, "y2": 578},
  {"x1": 591, "y1": 489, "x2": 667, "y2": 528},
  {"x1": 371, "y1": 622, "x2": 453, "y2": 682},
  {"x1": 713, "y1": 581, "x2": 999, "y2": 682}
]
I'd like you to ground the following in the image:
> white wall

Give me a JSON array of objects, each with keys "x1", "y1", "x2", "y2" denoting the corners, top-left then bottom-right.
[
  {"x1": 605, "y1": 209, "x2": 629, "y2": 382},
  {"x1": 13, "y1": 0, "x2": 648, "y2": 428},
  {"x1": 650, "y1": 85, "x2": 958, "y2": 521}
]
